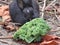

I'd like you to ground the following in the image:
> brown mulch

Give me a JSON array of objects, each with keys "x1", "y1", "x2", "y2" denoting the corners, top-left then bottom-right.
[
  {"x1": 0, "y1": 0, "x2": 60, "y2": 45},
  {"x1": 0, "y1": 5, "x2": 11, "y2": 22}
]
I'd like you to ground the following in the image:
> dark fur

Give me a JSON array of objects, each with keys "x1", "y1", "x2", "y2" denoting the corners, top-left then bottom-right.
[{"x1": 9, "y1": 0, "x2": 40, "y2": 25}]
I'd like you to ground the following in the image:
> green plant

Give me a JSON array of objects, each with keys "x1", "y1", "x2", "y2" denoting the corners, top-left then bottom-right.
[{"x1": 13, "y1": 18, "x2": 51, "y2": 43}]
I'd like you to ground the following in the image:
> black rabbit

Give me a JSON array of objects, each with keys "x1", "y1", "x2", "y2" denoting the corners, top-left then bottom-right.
[{"x1": 9, "y1": 0, "x2": 40, "y2": 25}]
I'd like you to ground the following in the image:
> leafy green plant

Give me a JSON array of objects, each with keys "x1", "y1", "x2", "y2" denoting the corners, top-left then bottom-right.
[{"x1": 13, "y1": 18, "x2": 51, "y2": 43}]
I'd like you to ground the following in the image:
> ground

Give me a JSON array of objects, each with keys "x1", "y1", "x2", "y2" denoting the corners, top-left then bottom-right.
[{"x1": 0, "y1": 0, "x2": 60, "y2": 45}]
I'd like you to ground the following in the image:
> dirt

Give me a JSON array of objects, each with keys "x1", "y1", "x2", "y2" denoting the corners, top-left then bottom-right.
[
  {"x1": 0, "y1": 26, "x2": 26, "y2": 45},
  {"x1": 0, "y1": 0, "x2": 60, "y2": 45}
]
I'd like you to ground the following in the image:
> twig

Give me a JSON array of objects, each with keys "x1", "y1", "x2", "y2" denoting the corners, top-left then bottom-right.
[
  {"x1": 50, "y1": 29, "x2": 60, "y2": 32},
  {"x1": 41, "y1": 0, "x2": 46, "y2": 18},
  {"x1": 0, "y1": 40, "x2": 9, "y2": 44},
  {"x1": 0, "y1": 40, "x2": 14, "y2": 45},
  {"x1": 0, "y1": 1, "x2": 9, "y2": 5},
  {"x1": 54, "y1": 9, "x2": 59, "y2": 21},
  {"x1": 9, "y1": 22, "x2": 21, "y2": 25},
  {"x1": 45, "y1": 0, "x2": 56, "y2": 10},
  {"x1": 0, "y1": 36, "x2": 13, "y2": 39},
  {"x1": 0, "y1": 21, "x2": 21, "y2": 25}
]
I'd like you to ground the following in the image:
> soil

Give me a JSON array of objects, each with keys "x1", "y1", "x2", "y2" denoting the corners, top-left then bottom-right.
[{"x1": 0, "y1": 0, "x2": 60, "y2": 45}]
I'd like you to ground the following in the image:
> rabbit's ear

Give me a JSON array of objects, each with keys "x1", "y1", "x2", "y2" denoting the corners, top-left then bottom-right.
[{"x1": 17, "y1": 0, "x2": 24, "y2": 9}]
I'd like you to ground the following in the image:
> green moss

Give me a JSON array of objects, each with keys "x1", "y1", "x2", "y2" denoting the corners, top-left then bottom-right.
[{"x1": 13, "y1": 18, "x2": 51, "y2": 43}]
